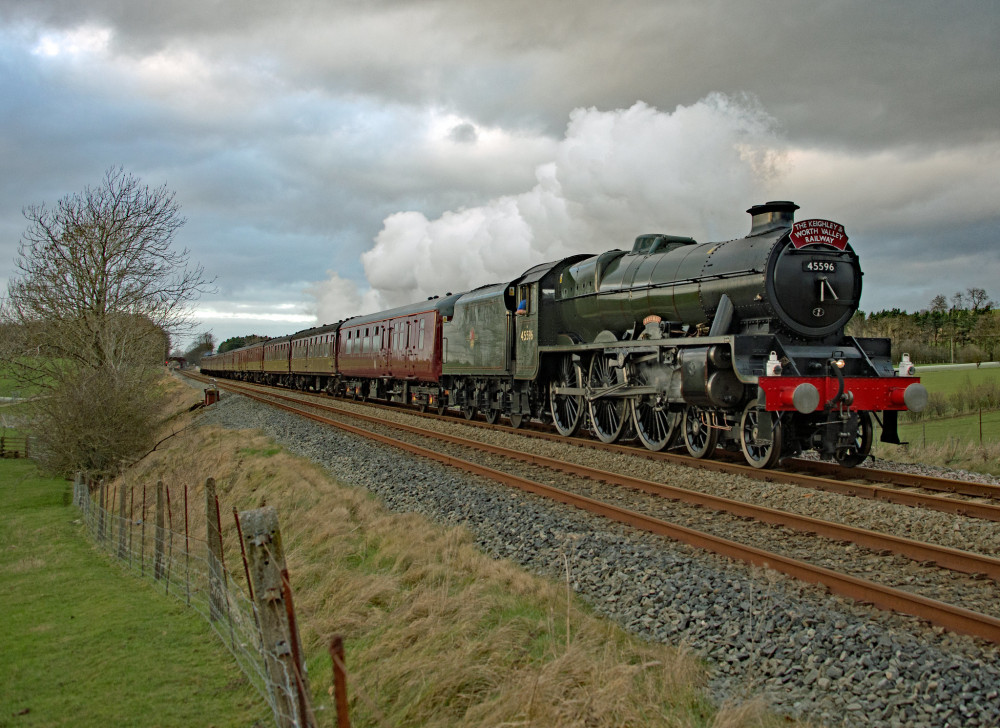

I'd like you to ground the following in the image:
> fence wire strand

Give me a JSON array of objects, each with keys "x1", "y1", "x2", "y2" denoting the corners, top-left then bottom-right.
[{"x1": 74, "y1": 476, "x2": 308, "y2": 728}]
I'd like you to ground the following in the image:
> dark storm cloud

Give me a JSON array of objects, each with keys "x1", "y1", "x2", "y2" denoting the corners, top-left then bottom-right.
[
  {"x1": 5, "y1": 0, "x2": 998, "y2": 148},
  {"x1": 1, "y1": 0, "x2": 997, "y2": 343}
]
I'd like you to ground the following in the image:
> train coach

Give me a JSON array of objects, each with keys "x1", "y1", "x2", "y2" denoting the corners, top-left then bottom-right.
[{"x1": 200, "y1": 200, "x2": 927, "y2": 469}]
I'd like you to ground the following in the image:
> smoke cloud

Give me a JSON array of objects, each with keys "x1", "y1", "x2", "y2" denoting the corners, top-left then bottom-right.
[{"x1": 311, "y1": 93, "x2": 787, "y2": 321}]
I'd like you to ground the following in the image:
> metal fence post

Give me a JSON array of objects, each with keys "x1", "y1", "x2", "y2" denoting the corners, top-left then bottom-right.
[
  {"x1": 330, "y1": 635, "x2": 351, "y2": 728},
  {"x1": 205, "y1": 478, "x2": 226, "y2": 622},
  {"x1": 117, "y1": 481, "x2": 128, "y2": 560},
  {"x1": 97, "y1": 479, "x2": 107, "y2": 543},
  {"x1": 154, "y1": 480, "x2": 166, "y2": 581}
]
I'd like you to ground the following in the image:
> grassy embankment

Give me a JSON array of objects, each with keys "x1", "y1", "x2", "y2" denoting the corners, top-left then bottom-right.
[
  {"x1": 121, "y1": 375, "x2": 786, "y2": 727},
  {"x1": 873, "y1": 365, "x2": 1000, "y2": 476},
  {"x1": 0, "y1": 457, "x2": 267, "y2": 727}
]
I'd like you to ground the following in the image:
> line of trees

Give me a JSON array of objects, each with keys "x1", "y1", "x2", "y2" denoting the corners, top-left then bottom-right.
[
  {"x1": 848, "y1": 288, "x2": 998, "y2": 363},
  {"x1": 217, "y1": 334, "x2": 269, "y2": 354},
  {"x1": 0, "y1": 168, "x2": 212, "y2": 476}
]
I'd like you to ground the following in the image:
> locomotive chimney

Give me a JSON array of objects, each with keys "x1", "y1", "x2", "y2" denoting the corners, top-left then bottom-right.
[{"x1": 747, "y1": 200, "x2": 799, "y2": 236}]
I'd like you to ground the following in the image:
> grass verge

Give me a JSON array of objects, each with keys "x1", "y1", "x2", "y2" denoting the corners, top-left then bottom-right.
[
  {"x1": 0, "y1": 457, "x2": 267, "y2": 728},
  {"x1": 121, "y1": 375, "x2": 789, "y2": 727}
]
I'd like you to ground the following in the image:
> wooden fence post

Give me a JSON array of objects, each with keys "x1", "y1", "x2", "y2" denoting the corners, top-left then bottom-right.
[
  {"x1": 154, "y1": 480, "x2": 166, "y2": 581},
  {"x1": 205, "y1": 478, "x2": 226, "y2": 622},
  {"x1": 240, "y1": 507, "x2": 314, "y2": 728}
]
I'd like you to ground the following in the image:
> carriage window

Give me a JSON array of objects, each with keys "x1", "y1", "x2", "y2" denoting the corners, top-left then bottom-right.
[{"x1": 418, "y1": 319, "x2": 425, "y2": 349}]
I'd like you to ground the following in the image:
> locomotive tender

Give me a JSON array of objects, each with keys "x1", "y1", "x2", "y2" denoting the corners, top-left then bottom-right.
[{"x1": 201, "y1": 201, "x2": 927, "y2": 469}]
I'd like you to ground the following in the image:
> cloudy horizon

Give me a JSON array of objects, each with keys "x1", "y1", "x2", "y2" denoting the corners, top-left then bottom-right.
[{"x1": 1, "y1": 1, "x2": 997, "y2": 349}]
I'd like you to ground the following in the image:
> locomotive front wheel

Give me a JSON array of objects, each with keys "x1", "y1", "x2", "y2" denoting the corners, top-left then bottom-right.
[
  {"x1": 587, "y1": 354, "x2": 627, "y2": 444},
  {"x1": 484, "y1": 407, "x2": 501, "y2": 425},
  {"x1": 682, "y1": 406, "x2": 719, "y2": 459},
  {"x1": 835, "y1": 411, "x2": 873, "y2": 468},
  {"x1": 508, "y1": 413, "x2": 525, "y2": 429},
  {"x1": 549, "y1": 357, "x2": 584, "y2": 437},
  {"x1": 462, "y1": 403, "x2": 476, "y2": 420},
  {"x1": 739, "y1": 402, "x2": 783, "y2": 469}
]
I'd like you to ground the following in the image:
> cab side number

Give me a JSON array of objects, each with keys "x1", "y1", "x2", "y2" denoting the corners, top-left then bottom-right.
[{"x1": 519, "y1": 329, "x2": 534, "y2": 341}]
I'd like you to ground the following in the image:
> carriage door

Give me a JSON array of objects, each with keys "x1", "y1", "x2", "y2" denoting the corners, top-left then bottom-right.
[{"x1": 514, "y1": 283, "x2": 539, "y2": 379}]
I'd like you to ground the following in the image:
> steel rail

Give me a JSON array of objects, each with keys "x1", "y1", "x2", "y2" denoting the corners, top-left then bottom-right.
[
  {"x1": 783, "y1": 457, "x2": 1000, "y2": 500},
  {"x1": 187, "y1": 373, "x2": 1000, "y2": 645},
  {"x1": 672, "y1": 453, "x2": 1000, "y2": 523},
  {"x1": 462, "y1": 412, "x2": 1000, "y2": 522},
  {"x1": 455, "y1": 413, "x2": 1000, "y2": 521}
]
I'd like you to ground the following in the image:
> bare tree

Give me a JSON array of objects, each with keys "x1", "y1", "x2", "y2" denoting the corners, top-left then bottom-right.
[
  {"x1": 930, "y1": 294, "x2": 948, "y2": 313},
  {"x1": 184, "y1": 332, "x2": 216, "y2": 366},
  {"x1": 966, "y1": 287, "x2": 993, "y2": 312},
  {"x1": 0, "y1": 167, "x2": 213, "y2": 475}
]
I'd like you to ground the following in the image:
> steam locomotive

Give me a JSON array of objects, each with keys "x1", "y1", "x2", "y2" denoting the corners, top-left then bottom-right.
[{"x1": 201, "y1": 201, "x2": 927, "y2": 468}]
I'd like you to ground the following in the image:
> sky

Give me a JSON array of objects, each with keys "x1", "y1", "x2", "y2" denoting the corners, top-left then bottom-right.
[{"x1": 1, "y1": 0, "x2": 998, "y2": 351}]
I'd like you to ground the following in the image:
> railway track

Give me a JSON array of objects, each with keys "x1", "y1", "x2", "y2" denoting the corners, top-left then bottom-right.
[
  {"x1": 194, "y1": 371, "x2": 1000, "y2": 521},
  {"x1": 185, "y1": 371, "x2": 1000, "y2": 644}
]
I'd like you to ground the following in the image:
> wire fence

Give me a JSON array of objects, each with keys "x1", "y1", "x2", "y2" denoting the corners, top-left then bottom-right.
[{"x1": 74, "y1": 474, "x2": 317, "y2": 728}]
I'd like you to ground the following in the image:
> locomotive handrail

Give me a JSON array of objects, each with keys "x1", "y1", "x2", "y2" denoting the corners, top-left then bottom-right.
[{"x1": 555, "y1": 268, "x2": 763, "y2": 303}]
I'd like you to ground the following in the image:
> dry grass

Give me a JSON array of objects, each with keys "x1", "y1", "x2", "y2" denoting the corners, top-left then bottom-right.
[
  {"x1": 120, "y1": 376, "x2": 793, "y2": 727},
  {"x1": 876, "y1": 439, "x2": 1000, "y2": 477}
]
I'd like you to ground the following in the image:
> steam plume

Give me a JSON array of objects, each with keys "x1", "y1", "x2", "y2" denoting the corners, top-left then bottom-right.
[{"x1": 312, "y1": 93, "x2": 786, "y2": 321}]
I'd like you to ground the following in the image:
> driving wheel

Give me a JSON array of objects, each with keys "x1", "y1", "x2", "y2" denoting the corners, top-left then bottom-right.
[
  {"x1": 587, "y1": 354, "x2": 627, "y2": 443},
  {"x1": 630, "y1": 368, "x2": 680, "y2": 451},
  {"x1": 549, "y1": 356, "x2": 584, "y2": 437}
]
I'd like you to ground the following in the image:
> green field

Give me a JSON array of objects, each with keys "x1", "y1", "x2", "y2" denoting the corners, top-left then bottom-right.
[
  {"x1": 872, "y1": 364, "x2": 1000, "y2": 475},
  {"x1": 904, "y1": 364, "x2": 1000, "y2": 445},
  {"x1": 0, "y1": 459, "x2": 266, "y2": 727},
  {"x1": 897, "y1": 409, "x2": 1000, "y2": 447},
  {"x1": 912, "y1": 363, "x2": 1000, "y2": 397}
]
